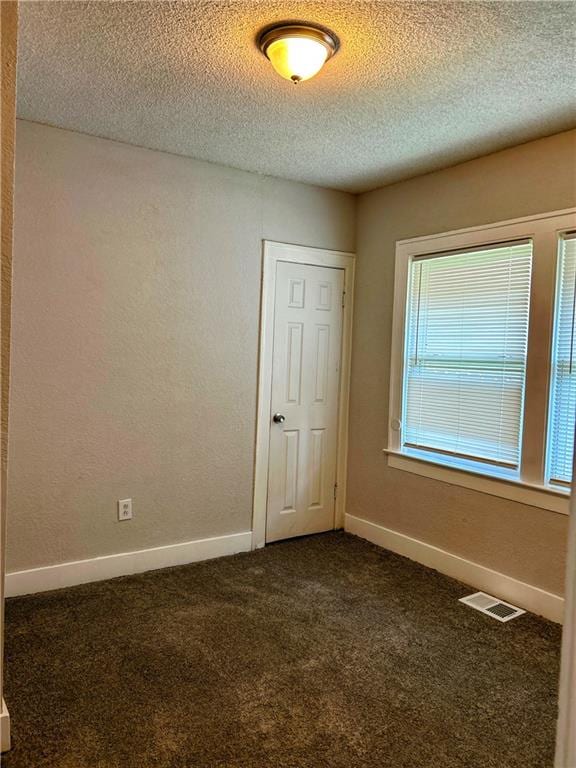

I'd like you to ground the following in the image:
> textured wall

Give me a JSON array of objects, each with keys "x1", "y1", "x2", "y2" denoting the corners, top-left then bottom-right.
[
  {"x1": 350, "y1": 129, "x2": 576, "y2": 596},
  {"x1": 1, "y1": 0, "x2": 17, "y2": 737},
  {"x1": 6, "y1": 120, "x2": 355, "y2": 572},
  {"x1": 8, "y1": 120, "x2": 575, "y2": 595}
]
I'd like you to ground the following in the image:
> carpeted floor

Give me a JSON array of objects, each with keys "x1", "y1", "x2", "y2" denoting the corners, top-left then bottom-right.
[{"x1": 3, "y1": 532, "x2": 561, "y2": 768}]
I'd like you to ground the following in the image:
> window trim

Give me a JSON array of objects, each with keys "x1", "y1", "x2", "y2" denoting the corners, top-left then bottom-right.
[
  {"x1": 388, "y1": 208, "x2": 576, "y2": 515},
  {"x1": 384, "y1": 449, "x2": 569, "y2": 515},
  {"x1": 546, "y1": 232, "x2": 576, "y2": 488}
]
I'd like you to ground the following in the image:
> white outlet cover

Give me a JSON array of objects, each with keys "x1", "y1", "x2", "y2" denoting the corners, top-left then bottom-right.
[{"x1": 118, "y1": 498, "x2": 133, "y2": 521}]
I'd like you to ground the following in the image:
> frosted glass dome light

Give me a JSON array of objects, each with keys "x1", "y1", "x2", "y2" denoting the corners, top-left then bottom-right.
[{"x1": 258, "y1": 24, "x2": 339, "y2": 84}]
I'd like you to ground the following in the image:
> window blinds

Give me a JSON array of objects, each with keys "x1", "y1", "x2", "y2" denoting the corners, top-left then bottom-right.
[
  {"x1": 403, "y1": 241, "x2": 533, "y2": 468},
  {"x1": 548, "y1": 235, "x2": 576, "y2": 486}
]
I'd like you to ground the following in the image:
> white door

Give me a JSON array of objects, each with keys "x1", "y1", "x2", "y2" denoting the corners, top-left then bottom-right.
[{"x1": 266, "y1": 260, "x2": 345, "y2": 543}]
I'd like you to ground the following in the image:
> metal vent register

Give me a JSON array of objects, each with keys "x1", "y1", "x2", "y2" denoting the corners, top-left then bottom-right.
[{"x1": 459, "y1": 592, "x2": 526, "y2": 622}]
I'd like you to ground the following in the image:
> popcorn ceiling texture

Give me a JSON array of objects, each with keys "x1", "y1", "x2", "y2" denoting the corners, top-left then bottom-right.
[{"x1": 17, "y1": 0, "x2": 576, "y2": 193}]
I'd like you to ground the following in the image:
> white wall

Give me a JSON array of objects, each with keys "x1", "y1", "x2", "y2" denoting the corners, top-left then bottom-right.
[{"x1": 6, "y1": 120, "x2": 355, "y2": 572}]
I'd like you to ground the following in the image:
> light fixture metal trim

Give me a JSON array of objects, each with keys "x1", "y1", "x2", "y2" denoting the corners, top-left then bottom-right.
[
  {"x1": 257, "y1": 22, "x2": 339, "y2": 83},
  {"x1": 258, "y1": 23, "x2": 340, "y2": 59}
]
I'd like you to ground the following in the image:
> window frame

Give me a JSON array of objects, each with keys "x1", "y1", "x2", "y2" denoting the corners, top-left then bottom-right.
[
  {"x1": 546, "y1": 233, "x2": 576, "y2": 490},
  {"x1": 388, "y1": 208, "x2": 576, "y2": 516}
]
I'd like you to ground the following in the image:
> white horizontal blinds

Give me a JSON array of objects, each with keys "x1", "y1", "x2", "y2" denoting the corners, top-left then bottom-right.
[
  {"x1": 548, "y1": 234, "x2": 576, "y2": 486},
  {"x1": 403, "y1": 241, "x2": 533, "y2": 467}
]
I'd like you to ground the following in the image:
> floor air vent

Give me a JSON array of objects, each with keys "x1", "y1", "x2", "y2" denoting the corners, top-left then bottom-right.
[{"x1": 459, "y1": 592, "x2": 526, "y2": 622}]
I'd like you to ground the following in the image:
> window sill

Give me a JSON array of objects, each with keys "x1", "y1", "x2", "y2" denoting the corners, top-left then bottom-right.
[{"x1": 383, "y1": 449, "x2": 570, "y2": 516}]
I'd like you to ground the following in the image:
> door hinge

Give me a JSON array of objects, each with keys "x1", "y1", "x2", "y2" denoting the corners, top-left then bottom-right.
[
  {"x1": 334, "y1": 483, "x2": 338, "y2": 500},
  {"x1": 342, "y1": 290, "x2": 346, "y2": 308}
]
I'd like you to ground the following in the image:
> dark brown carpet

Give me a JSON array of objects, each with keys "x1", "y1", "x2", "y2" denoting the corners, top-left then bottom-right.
[{"x1": 3, "y1": 532, "x2": 561, "y2": 768}]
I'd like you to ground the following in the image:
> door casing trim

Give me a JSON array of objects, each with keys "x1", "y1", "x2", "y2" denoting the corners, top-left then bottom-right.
[{"x1": 252, "y1": 241, "x2": 356, "y2": 549}]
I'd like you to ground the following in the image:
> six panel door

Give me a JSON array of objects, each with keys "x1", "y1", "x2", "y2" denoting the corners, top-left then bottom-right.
[{"x1": 266, "y1": 260, "x2": 345, "y2": 543}]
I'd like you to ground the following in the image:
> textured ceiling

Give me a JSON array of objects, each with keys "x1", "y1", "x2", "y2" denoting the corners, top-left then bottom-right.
[{"x1": 17, "y1": 0, "x2": 576, "y2": 193}]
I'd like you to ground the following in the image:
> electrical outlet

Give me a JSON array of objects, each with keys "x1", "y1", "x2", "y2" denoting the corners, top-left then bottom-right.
[{"x1": 118, "y1": 498, "x2": 133, "y2": 521}]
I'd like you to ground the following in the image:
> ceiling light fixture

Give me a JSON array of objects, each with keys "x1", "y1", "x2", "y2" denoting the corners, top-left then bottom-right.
[{"x1": 258, "y1": 23, "x2": 339, "y2": 84}]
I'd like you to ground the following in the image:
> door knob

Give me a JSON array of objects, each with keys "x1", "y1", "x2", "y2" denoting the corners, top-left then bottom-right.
[{"x1": 273, "y1": 413, "x2": 286, "y2": 424}]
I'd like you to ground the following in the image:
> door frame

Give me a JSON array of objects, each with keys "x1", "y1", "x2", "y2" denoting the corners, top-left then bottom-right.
[{"x1": 252, "y1": 240, "x2": 356, "y2": 550}]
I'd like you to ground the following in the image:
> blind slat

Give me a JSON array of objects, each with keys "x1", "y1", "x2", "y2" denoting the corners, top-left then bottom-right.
[
  {"x1": 547, "y1": 237, "x2": 576, "y2": 485},
  {"x1": 403, "y1": 242, "x2": 532, "y2": 468}
]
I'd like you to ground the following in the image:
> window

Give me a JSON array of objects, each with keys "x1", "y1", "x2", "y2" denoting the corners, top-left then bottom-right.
[
  {"x1": 403, "y1": 242, "x2": 532, "y2": 475},
  {"x1": 547, "y1": 234, "x2": 576, "y2": 488},
  {"x1": 388, "y1": 209, "x2": 576, "y2": 514}
]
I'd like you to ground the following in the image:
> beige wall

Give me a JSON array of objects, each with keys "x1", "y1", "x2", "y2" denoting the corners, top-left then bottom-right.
[
  {"x1": 350, "y1": 129, "x2": 576, "y2": 596},
  {"x1": 6, "y1": 120, "x2": 355, "y2": 572},
  {"x1": 1, "y1": 1, "x2": 17, "y2": 748},
  {"x1": 7, "y1": 119, "x2": 575, "y2": 596}
]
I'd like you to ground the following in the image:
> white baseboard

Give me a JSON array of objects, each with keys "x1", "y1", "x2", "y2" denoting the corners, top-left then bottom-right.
[
  {"x1": 0, "y1": 698, "x2": 10, "y2": 753},
  {"x1": 5, "y1": 530, "x2": 252, "y2": 597},
  {"x1": 345, "y1": 513, "x2": 565, "y2": 624}
]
